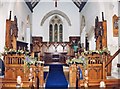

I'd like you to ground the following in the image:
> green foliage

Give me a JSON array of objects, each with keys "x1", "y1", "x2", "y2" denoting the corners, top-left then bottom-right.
[
  {"x1": 84, "y1": 47, "x2": 110, "y2": 55},
  {"x1": 24, "y1": 56, "x2": 37, "y2": 68},
  {"x1": 1, "y1": 46, "x2": 30, "y2": 55},
  {"x1": 66, "y1": 56, "x2": 87, "y2": 64},
  {"x1": 66, "y1": 56, "x2": 88, "y2": 69}
]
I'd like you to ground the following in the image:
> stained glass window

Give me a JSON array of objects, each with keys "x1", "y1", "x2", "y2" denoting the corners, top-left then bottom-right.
[
  {"x1": 49, "y1": 15, "x2": 63, "y2": 42},
  {"x1": 54, "y1": 24, "x2": 58, "y2": 42},
  {"x1": 59, "y1": 24, "x2": 63, "y2": 42},
  {"x1": 49, "y1": 24, "x2": 53, "y2": 42}
]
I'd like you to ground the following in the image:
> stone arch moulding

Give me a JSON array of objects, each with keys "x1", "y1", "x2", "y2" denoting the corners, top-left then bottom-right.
[{"x1": 40, "y1": 10, "x2": 71, "y2": 26}]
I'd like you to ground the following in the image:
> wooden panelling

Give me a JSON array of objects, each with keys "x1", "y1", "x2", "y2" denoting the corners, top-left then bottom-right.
[
  {"x1": 4, "y1": 54, "x2": 44, "y2": 87},
  {"x1": 69, "y1": 64, "x2": 77, "y2": 87},
  {"x1": 88, "y1": 64, "x2": 103, "y2": 80},
  {"x1": 17, "y1": 41, "x2": 28, "y2": 51},
  {"x1": 94, "y1": 15, "x2": 107, "y2": 50},
  {"x1": 102, "y1": 21, "x2": 107, "y2": 48},
  {"x1": 78, "y1": 79, "x2": 120, "y2": 87},
  {"x1": 5, "y1": 14, "x2": 18, "y2": 50}
]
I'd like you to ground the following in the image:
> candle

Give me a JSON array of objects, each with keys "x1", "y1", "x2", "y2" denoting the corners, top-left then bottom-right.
[
  {"x1": 85, "y1": 69, "x2": 88, "y2": 76},
  {"x1": 30, "y1": 68, "x2": 32, "y2": 73},
  {"x1": 100, "y1": 81, "x2": 106, "y2": 87},
  {"x1": 17, "y1": 76, "x2": 21, "y2": 84}
]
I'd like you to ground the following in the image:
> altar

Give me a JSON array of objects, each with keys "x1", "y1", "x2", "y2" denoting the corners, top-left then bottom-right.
[{"x1": 43, "y1": 51, "x2": 67, "y2": 64}]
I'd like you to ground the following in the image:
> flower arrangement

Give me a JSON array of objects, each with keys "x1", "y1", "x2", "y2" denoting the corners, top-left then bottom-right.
[
  {"x1": 83, "y1": 47, "x2": 110, "y2": 55},
  {"x1": 66, "y1": 56, "x2": 88, "y2": 70},
  {"x1": 24, "y1": 56, "x2": 44, "y2": 69},
  {"x1": 66, "y1": 57, "x2": 85, "y2": 64},
  {"x1": 24, "y1": 56, "x2": 37, "y2": 68},
  {"x1": 66, "y1": 52, "x2": 88, "y2": 67},
  {"x1": 1, "y1": 46, "x2": 30, "y2": 55}
]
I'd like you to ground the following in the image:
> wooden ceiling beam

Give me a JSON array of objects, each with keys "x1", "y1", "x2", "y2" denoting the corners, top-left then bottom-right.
[
  {"x1": 32, "y1": 2, "x2": 39, "y2": 9},
  {"x1": 79, "y1": 1, "x2": 87, "y2": 12},
  {"x1": 24, "y1": 0, "x2": 33, "y2": 12},
  {"x1": 72, "y1": 0, "x2": 87, "y2": 12},
  {"x1": 25, "y1": 0, "x2": 87, "y2": 13}
]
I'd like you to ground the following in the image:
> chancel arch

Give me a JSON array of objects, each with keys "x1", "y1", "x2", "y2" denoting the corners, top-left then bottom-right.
[{"x1": 40, "y1": 10, "x2": 71, "y2": 26}]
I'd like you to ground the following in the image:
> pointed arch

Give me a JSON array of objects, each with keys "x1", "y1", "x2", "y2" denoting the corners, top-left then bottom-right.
[
  {"x1": 40, "y1": 10, "x2": 71, "y2": 26},
  {"x1": 49, "y1": 15, "x2": 63, "y2": 42}
]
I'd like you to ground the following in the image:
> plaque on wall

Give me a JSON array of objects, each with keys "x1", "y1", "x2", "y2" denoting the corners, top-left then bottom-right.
[{"x1": 113, "y1": 14, "x2": 119, "y2": 37}]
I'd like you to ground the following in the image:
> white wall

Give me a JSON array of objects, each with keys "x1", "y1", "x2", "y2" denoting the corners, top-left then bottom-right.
[
  {"x1": 0, "y1": 2, "x2": 8, "y2": 52},
  {"x1": 32, "y1": 0, "x2": 80, "y2": 42},
  {"x1": 80, "y1": 1, "x2": 101, "y2": 50},
  {"x1": 13, "y1": 0, "x2": 32, "y2": 42},
  {"x1": 102, "y1": 1, "x2": 119, "y2": 78},
  {"x1": 81, "y1": 0, "x2": 119, "y2": 78},
  {"x1": 0, "y1": 0, "x2": 32, "y2": 52}
]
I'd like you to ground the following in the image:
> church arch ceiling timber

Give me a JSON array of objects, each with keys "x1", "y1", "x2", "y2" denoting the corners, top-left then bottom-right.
[
  {"x1": 40, "y1": 10, "x2": 71, "y2": 26},
  {"x1": 25, "y1": 0, "x2": 87, "y2": 12}
]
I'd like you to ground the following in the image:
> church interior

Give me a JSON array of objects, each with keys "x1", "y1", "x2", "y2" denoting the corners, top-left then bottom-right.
[{"x1": 0, "y1": 0, "x2": 120, "y2": 88}]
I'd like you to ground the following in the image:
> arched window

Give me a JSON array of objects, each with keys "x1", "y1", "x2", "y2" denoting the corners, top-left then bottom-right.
[
  {"x1": 59, "y1": 24, "x2": 63, "y2": 42},
  {"x1": 54, "y1": 24, "x2": 58, "y2": 42},
  {"x1": 49, "y1": 24, "x2": 53, "y2": 42},
  {"x1": 49, "y1": 15, "x2": 63, "y2": 42}
]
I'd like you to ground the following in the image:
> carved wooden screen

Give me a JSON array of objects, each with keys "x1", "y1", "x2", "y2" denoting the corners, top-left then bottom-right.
[
  {"x1": 6, "y1": 14, "x2": 18, "y2": 50},
  {"x1": 94, "y1": 16, "x2": 107, "y2": 50}
]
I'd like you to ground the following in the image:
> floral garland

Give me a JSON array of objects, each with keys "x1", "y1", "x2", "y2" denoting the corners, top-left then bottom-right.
[
  {"x1": 83, "y1": 47, "x2": 110, "y2": 55},
  {"x1": 1, "y1": 47, "x2": 30, "y2": 55},
  {"x1": 24, "y1": 56, "x2": 37, "y2": 68},
  {"x1": 66, "y1": 54, "x2": 88, "y2": 67},
  {"x1": 66, "y1": 47, "x2": 110, "y2": 69}
]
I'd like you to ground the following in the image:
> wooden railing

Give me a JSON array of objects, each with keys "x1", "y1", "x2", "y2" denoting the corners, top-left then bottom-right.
[
  {"x1": 77, "y1": 48, "x2": 120, "y2": 87},
  {"x1": 87, "y1": 54, "x2": 103, "y2": 80},
  {"x1": 105, "y1": 48, "x2": 120, "y2": 68},
  {"x1": 76, "y1": 53, "x2": 112, "y2": 87},
  {"x1": 4, "y1": 54, "x2": 24, "y2": 64},
  {"x1": 3, "y1": 54, "x2": 44, "y2": 87}
]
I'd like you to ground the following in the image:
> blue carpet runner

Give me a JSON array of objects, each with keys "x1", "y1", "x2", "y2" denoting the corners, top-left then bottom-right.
[{"x1": 45, "y1": 64, "x2": 68, "y2": 89}]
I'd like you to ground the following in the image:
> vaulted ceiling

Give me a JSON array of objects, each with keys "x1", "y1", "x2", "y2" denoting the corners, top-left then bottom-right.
[{"x1": 25, "y1": 0, "x2": 87, "y2": 12}]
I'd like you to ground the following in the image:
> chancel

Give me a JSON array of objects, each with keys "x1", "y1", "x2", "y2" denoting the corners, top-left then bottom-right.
[{"x1": 0, "y1": 0, "x2": 120, "y2": 88}]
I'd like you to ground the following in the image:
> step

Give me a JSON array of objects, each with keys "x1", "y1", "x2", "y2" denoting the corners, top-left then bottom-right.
[{"x1": 106, "y1": 76, "x2": 116, "y2": 79}]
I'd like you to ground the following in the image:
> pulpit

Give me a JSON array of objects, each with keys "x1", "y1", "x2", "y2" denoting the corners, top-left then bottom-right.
[{"x1": 43, "y1": 52, "x2": 67, "y2": 64}]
